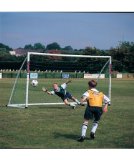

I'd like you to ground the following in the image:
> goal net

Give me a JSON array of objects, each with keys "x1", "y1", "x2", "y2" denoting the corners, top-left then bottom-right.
[{"x1": 8, "y1": 52, "x2": 111, "y2": 108}]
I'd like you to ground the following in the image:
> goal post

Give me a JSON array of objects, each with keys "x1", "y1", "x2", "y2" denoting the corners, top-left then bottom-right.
[{"x1": 8, "y1": 52, "x2": 112, "y2": 108}]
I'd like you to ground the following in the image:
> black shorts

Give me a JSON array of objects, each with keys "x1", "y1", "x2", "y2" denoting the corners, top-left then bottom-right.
[
  {"x1": 84, "y1": 106, "x2": 103, "y2": 122},
  {"x1": 61, "y1": 92, "x2": 73, "y2": 101}
]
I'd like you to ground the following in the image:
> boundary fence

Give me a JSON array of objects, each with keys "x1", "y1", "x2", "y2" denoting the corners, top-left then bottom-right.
[{"x1": 0, "y1": 70, "x2": 134, "y2": 79}]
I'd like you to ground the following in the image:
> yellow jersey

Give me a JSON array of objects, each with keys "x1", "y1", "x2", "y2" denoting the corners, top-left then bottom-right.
[{"x1": 87, "y1": 90, "x2": 104, "y2": 107}]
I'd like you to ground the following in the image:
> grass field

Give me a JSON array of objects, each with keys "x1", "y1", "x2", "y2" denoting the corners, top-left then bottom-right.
[{"x1": 0, "y1": 78, "x2": 134, "y2": 149}]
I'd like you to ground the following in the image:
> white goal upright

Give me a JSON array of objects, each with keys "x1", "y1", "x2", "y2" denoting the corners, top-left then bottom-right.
[{"x1": 8, "y1": 52, "x2": 112, "y2": 108}]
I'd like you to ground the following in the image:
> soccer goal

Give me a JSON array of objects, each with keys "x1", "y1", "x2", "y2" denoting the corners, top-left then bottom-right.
[{"x1": 8, "y1": 52, "x2": 111, "y2": 108}]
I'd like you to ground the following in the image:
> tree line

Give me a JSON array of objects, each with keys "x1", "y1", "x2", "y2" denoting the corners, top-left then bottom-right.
[{"x1": 0, "y1": 41, "x2": 134, "y2": 73}]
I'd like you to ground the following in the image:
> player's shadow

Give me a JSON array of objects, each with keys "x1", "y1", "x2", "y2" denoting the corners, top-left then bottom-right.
[
  {"x1": 53, "y1": 132, "x2": 91, "y2": 141},
  {"x1": 53, "y1": 132, "x2": 78, "y2": 141}
]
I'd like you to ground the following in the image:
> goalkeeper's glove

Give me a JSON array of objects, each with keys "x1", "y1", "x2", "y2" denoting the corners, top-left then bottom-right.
[{"x1": 42, "y1": 87, "x2": 48, "y2": 92}]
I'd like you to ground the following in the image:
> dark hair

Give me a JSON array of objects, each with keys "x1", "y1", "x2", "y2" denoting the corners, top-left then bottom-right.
[{"x1": 88, "y1": 80, "x2": 97, "y2": 88}]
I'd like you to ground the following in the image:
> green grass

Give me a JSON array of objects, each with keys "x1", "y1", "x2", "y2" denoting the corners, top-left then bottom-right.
[{"x1": 0, "y1": 78, "x2": 134, "y2": 148}]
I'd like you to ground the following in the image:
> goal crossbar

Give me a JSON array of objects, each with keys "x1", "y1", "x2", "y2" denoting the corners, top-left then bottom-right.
[{"x1": 28, "y1": 52, "x2": 111, "y2": 58}]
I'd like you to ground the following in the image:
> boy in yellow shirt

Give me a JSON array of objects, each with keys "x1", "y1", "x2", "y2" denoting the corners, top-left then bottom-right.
[{"x1": 78, "y1": 80, "x2": 110, "y2": 142}]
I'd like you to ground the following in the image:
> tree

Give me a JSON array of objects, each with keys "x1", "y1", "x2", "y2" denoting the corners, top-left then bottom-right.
[
  {"x1": 46, "y1": 42, "x2": 61, "y2": 50},
  {"x1": 33, "y1": 43, "x2": 45, "y2": 51},
  {"x1": 0, "y1": 43, "x2": 12, "y2": 51},
  {"x1": 63, "y1": 46, "x2": 73, "y2": 51},
  {"x1": 24, "y1": 43, "x2": 46, "y2": 52},
  {"x1": 24, "y1": 44, "x2": 34, "y2": 50},
  {"x1": 109, "y1": 41, "x2": 134, "y2": 72},
  {"x1": 84, "y1": 47, "x2": 99, "y2": 55},
  {"x1": 0, "y1": 43, "x2": 12, "y2": 57}
]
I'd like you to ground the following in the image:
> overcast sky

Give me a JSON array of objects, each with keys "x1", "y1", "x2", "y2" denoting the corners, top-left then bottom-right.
[{"x1": 0, "y1": 12, "x2": 134, "y2": 50}]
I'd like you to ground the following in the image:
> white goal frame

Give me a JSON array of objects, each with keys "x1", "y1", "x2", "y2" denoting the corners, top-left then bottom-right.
[{"x1": 8, "y1": 52, "x2": 112, "y2": 108}]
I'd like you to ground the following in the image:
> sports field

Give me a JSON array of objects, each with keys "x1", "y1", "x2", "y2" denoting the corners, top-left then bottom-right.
[{"x1": 0, "y1": 78, "x2": 134, "y2": 148}]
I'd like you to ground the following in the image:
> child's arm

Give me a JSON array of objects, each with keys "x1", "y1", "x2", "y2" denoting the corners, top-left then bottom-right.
[
  {"x1": 42, "y1": 87, "x2": 53, "y2": 95},
  {"x1": 103, "y1": 103, "x2": 108, "y2": 113},
  {"x1": 103, "y1": 94, "x2": 110, "y2": 112},
  {"x1": 65, "y1": 80, "x2": 72, "y2": 84},
  {"x1": 80, "y1": 95, "x2": 87, "y2": 106}
]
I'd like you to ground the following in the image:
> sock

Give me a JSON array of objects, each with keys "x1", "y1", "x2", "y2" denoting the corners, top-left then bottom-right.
[
  {"x1": 81, "y1": 123, "x2": 88, "y2": 137},
  {"x1": 91, "y1": 122, "x2": 98, "y2": 133},
  {"x1": 75, "y1": 99, "x2": 80, "y2": 105}
]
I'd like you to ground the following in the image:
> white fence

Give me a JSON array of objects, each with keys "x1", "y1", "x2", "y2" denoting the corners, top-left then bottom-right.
[
  {"x1": 116, "y1": 73, "x2": 123, "y2": 78},
  {"x1": 84, "y1": 73, "x2": 105, "y2": 79},
  {"x1": 0, "y1": 73, "x2": 2, "y2": 79}
]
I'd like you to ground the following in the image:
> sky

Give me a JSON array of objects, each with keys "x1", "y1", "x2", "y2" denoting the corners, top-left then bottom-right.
[{"x1": 0, "y1": 12, "x2": 134, "y2": 50}]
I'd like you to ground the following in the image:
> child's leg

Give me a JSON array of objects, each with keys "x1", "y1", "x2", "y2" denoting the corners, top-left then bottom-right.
[
  {"x1": 90, "y1": 108, "x2": 103, "y2": 139},
  {"x1": 81, "y1": 119, "x2": 89, "y2": 137},
  {"x1": 64, "y1": 99, "x2": 70, "y2": 105},
  {"x1": 71, "y1": 96, "x2": 80, "y2": 105},
  {"x1": 91, "y1": 121, "x2": 98, "y2": 134},
  {"x1": 77, "y1": 119, "x2": 89, "y2": 142},
  {"x1": 64, "y1": 99, "x2": 76, "y2": 108}
]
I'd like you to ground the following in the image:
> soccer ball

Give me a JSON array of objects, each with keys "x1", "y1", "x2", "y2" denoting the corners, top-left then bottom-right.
[{"x1": 31, "y1": 79, "x2": 38, "y2": 87}]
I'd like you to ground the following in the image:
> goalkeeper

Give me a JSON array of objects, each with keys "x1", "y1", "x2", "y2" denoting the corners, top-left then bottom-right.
[{"x1": 42, "y1": 80, "x2": 81, "y2": 109}]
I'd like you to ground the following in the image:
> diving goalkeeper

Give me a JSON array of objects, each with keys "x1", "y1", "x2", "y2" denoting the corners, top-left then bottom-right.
[{"x1": 42, "y1": 80, "x2": 81, "y2": 109}]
